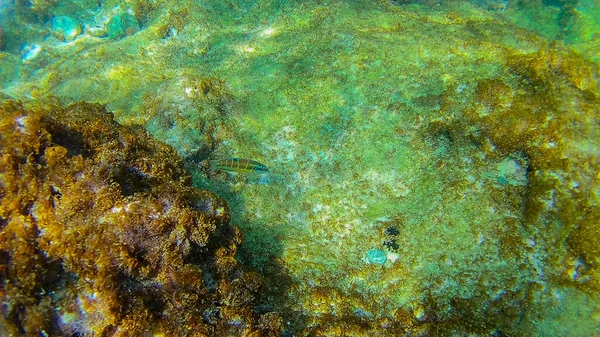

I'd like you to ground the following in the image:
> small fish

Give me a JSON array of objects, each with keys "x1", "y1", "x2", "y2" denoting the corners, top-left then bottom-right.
[{"x1": 211, "y1": 158, "x2": 269, "y2": 174}]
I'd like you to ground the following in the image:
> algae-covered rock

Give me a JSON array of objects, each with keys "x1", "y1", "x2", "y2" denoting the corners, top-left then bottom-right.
[
  {"x1": 0, "y1": 0, "x2": 599, "y2": 336},
  {"x1": 143, "y1": 76, "x2": 233, "y2": 159},
  {"x1": 107, "y1": 13, "x2": 140, "y2": 39},
  {"x1": 51, "y1": 16, "x2": 82, "y2": 42},
  {"x1": 0, "y1": 100, "x2": 281, "y2": 336}
]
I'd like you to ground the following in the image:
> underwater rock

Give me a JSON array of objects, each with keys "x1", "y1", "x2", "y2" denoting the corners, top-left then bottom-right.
[
  {"x1": 143, "y1": 76, "x2": 232, "y2": 159},
  {"x1": 366, "y1": 249, "x2": 387, "y2": 265},
  {"x1": 0, "y1": 100, "x2": 282, "y2": 336},
  {"x1": 107, "y1": 13, "x2": 140, "y2": 39},
  {"x1": 20, "y1": 44, "x2": 41, "y2": 62},
  {"x1": 51, "y1": 16, "x2": 82, "y2": 42}
]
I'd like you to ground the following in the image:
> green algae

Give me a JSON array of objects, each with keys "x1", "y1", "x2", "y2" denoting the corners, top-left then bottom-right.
[{"x1": 1, "y1": 0, "x2": 599, "y2": 335}]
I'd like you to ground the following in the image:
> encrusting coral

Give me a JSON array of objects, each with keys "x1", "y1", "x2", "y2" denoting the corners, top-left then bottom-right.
[{"x1": 0, "y1": 100, "x2": 282, "y2": 336}]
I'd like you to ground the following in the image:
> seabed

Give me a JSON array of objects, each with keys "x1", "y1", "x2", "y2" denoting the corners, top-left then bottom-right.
[{"x1": 0, "y1": 0, "x2": 599, "y2": 336}]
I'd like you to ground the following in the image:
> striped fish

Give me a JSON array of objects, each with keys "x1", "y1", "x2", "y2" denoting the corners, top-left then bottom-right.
[{"x1": 211, "y1": 158, "x2": 269, "y2": 174}]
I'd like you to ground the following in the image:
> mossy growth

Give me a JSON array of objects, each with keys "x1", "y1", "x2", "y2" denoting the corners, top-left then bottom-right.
[
  {"x1": 142, "y1": 76, "x2": 234, "y2": 160},
  {"x1": 0, "y1": 100, "x2": 282, "y2": 336},
  {"x1": 437, "y1": 45, "x2": 600, "y2": 291}
]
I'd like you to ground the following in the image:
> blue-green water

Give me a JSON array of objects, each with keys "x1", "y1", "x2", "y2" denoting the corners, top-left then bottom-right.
[{"x1": 1, "y1": 0, "x2": 599, "y2": 336}]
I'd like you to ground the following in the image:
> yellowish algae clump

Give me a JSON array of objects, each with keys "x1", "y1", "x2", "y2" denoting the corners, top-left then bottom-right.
[{"x1": 1, "y1": 0, "x2": 599, "y2": 335}]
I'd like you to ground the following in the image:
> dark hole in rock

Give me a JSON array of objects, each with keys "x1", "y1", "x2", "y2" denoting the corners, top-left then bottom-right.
[
  {"x1": 50, "y1": 185, "x2": 62, "y2": 198},
  {"x1": 120, "y1": 275, "x2": 165, "y2": 317},
  {"x1": 49, "y1": 185, "x2": 62, "y2": 209},
  {"x1": 30, "y1": 144, "x2": 47, "y2": 165},
  {"x1": 9, "y1": 304, "x2": 27, "y2": 334},
  {"x1": 0, "y1": 250, "x2": 9, "y2": 264},
  {"x1": 98, "y1": 324, "x2": 117, "y2": 337},
  {"x1": 20, "y1": 201, "x2": 33, "y2": 216},
  {"x1": 140, "y1": 288, "x2": 165, "y2": 315},
  {"x1": 48, "y1": 124, "x2": 93, "y2": 158},
  {"x1": 185, "y1": 244, "x2": 219, "y2": 292},
  {"x1": 113, "y1": 166, "x2": 153, "y2": 196},
  {"x1": 0, "y1": 250, "x2": 9, "y2": 286},
  {"x1": 41, "y1": 259, "x2": 67, "y2": 295}
]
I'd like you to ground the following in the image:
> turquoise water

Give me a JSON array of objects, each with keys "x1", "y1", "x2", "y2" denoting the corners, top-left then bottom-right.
[{"x1": 1, "y1": 0, "x2": 599, "y2": 336}]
